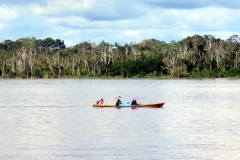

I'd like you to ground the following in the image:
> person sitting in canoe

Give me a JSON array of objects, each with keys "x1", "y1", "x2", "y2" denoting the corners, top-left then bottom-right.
[
  {"x1": 99, "y1": 98, "x2": 104, "y2": 105},
  {"x1": 131, "y1": 99, "x2": 138, "y2": 105},
  {"x1": 116, "y1": 99, "x2": 121, "y2": 106},
  {"x1": 131, "y1": 99, "x2": 135, "y2": 105}
]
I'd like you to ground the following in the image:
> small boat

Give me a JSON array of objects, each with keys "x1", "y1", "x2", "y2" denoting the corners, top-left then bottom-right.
[{"x1": 92, "y1": 102, "x2": 165, "y2": 108}]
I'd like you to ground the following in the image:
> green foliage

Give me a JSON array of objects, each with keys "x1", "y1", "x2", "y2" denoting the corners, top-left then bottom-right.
[
  {"x1": 172, "y1": 65, "x2": 188, "y2": 78},
  {"x1": 0, "y1": 34, "x2": 240, "y2": 78},
  {"x1": 108, "y1": 57, "x2": 164, "y2": 78}
]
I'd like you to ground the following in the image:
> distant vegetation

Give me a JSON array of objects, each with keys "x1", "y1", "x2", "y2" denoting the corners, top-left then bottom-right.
[{"x1": 0, "y1": 34, "x2": 240, "y2": 78}]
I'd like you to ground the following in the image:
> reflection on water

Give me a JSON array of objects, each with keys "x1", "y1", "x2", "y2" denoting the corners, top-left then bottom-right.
[{"x1": 0, "y1": 78, "x2": 240, "y2": 159}]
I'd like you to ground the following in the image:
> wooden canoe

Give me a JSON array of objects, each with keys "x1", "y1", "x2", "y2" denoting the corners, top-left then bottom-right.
[{"x1": 92, "y1": 102, "x2": 165, "y2": 108}]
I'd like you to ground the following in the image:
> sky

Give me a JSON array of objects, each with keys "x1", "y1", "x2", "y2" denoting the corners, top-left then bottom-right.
[{"x1": 0, "y1": 0, "x2": 240, "y2": 47}]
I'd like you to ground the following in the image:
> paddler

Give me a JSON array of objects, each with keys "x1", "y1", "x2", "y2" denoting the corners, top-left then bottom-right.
[{"x1": 99, "y1": 98, "x2": 104, "y2": 105}]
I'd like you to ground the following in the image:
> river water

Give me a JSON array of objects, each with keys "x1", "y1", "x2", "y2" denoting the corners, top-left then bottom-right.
[{"x1": 0, "y1": 78, "x2": 239, "y2": 160}]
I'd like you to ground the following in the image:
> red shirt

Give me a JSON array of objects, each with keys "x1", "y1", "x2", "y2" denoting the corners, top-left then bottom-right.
[{"x1": 99, "y1": 99, "x2": 104, "y2": 104}]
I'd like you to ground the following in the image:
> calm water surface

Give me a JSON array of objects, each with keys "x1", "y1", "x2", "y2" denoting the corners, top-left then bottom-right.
[{"x1": 0, "y1": 78, "x2": 240, "y2": 160}]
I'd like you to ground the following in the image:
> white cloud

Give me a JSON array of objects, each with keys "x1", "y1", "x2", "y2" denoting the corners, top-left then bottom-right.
[
  {"x1": 31, "y1": 0, "x2": 142, "y2": 21},
  {"x1": 0, "y1": 6, "x2": 18, "y2": 21},
  {"x1": 32, "y1": 0, "x2": 93, "y2": 17},
  {"x1": 0, "y1": 0, "x2": 240, "y2": 46},
  {"x1": 123, "y1": 30, "x2": 141, "y2": 38}
]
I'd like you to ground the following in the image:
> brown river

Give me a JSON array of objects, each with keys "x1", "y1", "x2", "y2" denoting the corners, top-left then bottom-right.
[{"x1": 0, "y1": 78, "x2": 239, "y2": 160}]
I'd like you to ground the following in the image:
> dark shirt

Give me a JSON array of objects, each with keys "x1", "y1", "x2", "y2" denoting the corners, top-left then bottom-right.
[
  {"x1": 131, "y1": 100, "x2": 135, "y2": 105},
  {"x1": 132, "y1": 100, "x2": 138, "y2": 105},
  {"x1": 134, "y1": 100, "x2": 138, "y2": 105},
  {"x1": 116, "y1": 99, "x2": 121, "y2": 106}
]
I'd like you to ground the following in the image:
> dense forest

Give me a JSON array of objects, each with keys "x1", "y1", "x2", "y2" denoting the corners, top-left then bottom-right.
[{"x1": 0, "y1": 34, "x2": 240, "y2": 78}]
